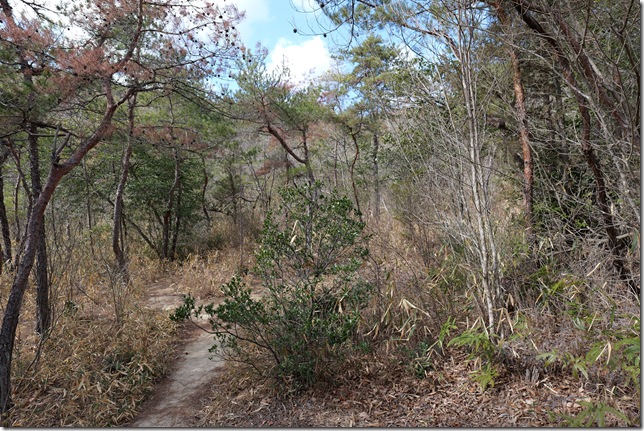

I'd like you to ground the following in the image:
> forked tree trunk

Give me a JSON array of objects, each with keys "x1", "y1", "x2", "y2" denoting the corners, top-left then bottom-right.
[
  {"x1": 453, "y1": 4, "x2": 502, "y2": 332},
  {"x1": 0, "y1": 79, "x2": 128, "y2": 415}
]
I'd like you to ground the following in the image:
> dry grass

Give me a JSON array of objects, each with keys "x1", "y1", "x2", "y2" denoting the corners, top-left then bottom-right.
[
  {"x1": 7, "y1": 303, "x2": 177, "y2": 427},
  {"x1": 356, "y1": 215, "x2": 466, "y2": 353},
  {"x1": 197, "y1": 341, "x2": 638, "y2": 427},
  {"x1": 131, "y1": 246, "x2": 254, "y2": 300},
  {"x1": 0, "y1": 234, "x2": 184, "y2": 427},
  {"x1": 192, "y1": 211, "x2": 639, "y2": 427},
  {"x1": 1, "y1": 211, "x2": 638, "y2": 427}
]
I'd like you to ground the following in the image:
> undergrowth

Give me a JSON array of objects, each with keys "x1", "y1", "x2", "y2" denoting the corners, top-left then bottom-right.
[
  {"x1": 7, "y1": 307, "x2": 177, "y2": 427},
  {"x1": 173, "y1": 184, "x2": 372, "y2": 391},
  {"x1": 1, "y1": 238, "x2": 181, "y2": 427}
]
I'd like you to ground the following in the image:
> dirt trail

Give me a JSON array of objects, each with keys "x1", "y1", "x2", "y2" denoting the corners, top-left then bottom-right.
[{"x1": 128, "y1": 281, "x2": 225, "y2": 428}]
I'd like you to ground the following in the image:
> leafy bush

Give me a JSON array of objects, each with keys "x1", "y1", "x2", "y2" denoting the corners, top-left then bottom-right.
[{"x1": 172, "y1": 183, "x2": 372, "y2": 390}]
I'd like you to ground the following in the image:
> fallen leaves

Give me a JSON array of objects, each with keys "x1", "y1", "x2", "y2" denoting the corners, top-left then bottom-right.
[{"x1": 197, "y1": 347, "x2": 639, "y2": 428}]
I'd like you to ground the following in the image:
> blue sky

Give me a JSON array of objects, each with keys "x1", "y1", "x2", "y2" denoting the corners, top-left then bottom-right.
[
  {"x1": 231, "y1": 0, "x2": 335, "y2": 84},
  {"x1": 19, "y1": 0, "x2": 336, "y2": 85}
]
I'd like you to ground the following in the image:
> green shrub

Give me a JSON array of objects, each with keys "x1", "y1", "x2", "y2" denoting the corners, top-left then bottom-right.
[
  {"x1": 537, "y1": 315, "x2": 640, "y2": 387},
  {"x1": 557, "y1": 401, "x2": 631, "y2": 427},
  {"x1": 172, "y1": 183, "x2": 372, "y2": 390},
  {"x1": 447, "y1": 321, "x2": 500, "y2": 391}
]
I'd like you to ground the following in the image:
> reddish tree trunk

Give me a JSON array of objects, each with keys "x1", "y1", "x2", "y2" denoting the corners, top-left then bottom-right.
[
  {"x1": 514, "y1": 1, "x2": 639, "y2": 297},
  {"x1": 492, "y1": 0, "x2": 534, "y2": 240},
  {"x1": 0, "y1": 79, "x2": 128, "y2": 415}
]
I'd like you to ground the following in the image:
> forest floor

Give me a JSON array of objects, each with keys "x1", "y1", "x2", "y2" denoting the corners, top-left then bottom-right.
[
  {"x1": 127, "y1": 274, "x2": 639, "y2": 428},
  {"x1": 193, "y1": 347, "x2": 639, "y2": 427}
]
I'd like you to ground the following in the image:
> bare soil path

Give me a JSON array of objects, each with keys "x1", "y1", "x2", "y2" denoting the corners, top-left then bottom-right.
[{"x1": 127, "y1": 280, "x2": 225, "y2": 427}]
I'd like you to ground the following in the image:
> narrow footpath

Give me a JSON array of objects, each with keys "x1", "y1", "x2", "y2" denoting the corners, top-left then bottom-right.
[{"x1": 127, "y1": 281, "x2": 225, "y2": 427}]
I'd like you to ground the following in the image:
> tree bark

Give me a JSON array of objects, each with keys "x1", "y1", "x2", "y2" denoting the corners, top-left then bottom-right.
[
  {"x1": 372, "y1": 132, "x2": 381, "y2": 223},
  {"x1": 28, "y1": 124, "x2": 51, "y2": 336},
  {"x1": 0, "y1": 164, "x2": 69, "y2": 415},
  {"x1": 162, "y1": 148, "x2": 180, "y2": 260},
  {"x1": 200, "y1": 155, "x2": 211, "y2": 227},
  {"x1": 491, "y1": 0, "x2": 534, "y2": 241},
  {"x1": 112, "y1": 96, "x2": 136, "y2": 281},
  {"x1": 349, "y1": 132, "x2": 363, "y2": 220},
  {"x1": 81, "y1": 159, "x2": 96, "y2": 257},
  {"x1": 0, "y1": 148, "x2": 13, "y2": 269},
  {"x1": 0, "y1": 78, "x2": 130, "y2": 415},
  {"x1": 170, "y1": 169, "x2": 182, "y2": 260}
]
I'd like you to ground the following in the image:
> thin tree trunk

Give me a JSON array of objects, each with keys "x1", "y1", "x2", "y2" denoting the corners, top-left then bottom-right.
[
  {"x1": 81, "y1": 159, "x2": 96, "y2": 258},
  {"x1": 514, "y1": 2, "x2": 639, "y2": 297},
  {"x1": 577, "y1": 104, "x2": 637, "y2": 296},
  {"x1": 162, "y1": 149, "x2": 180, "y2": 260},
  {"x1": 228, "y1": 163, "x2": 238, "y2": 226},
  {"x1": 0, "y1": 148, "x2": 13, "y2": 269},
  {"x1": 349, "y1": 132, "x2": 363, "y2": 220},
  {"x1": 170, "y1": 169, "x2": 182, "y2": 260},
  {"x1": 1, "y1": 165, "x2": 76, "y2": 414},
  {"x1": 301, "y1": 132, "x2": 316, "y2": 187},
  {"x1": 372, "y1": 132, "x2": 381, "y2": 223},
  {"x1": 492, "y1": 0, "x2": 533, "y2": 241},
  {"x1": 82, "y1": 160, "x2": 93, "y2": 231},
  {"x1": 112, "y1": 96, "x2": 136, "y2": 280},
  {"x1": 0, "y1": 78, "x2": 132, "y2": 415},
  {"x1": 0, "y1": 0, "x2": 51, "y2": 335},
  {"x1": 28, "y1": 124, "x2": 51, "y2": 336},
  {"x1": 200, "y1": 155, "x2": 210, "y2": 227},
  {"x1": 7, "y1": 142, "x2": 30, "y2": 272},
  {"x1": 456, "y1": 6, "x2": 500, "y2": 332},
  {"x1": 13, "y1": 177, "x2": 20, "y2": 253}
]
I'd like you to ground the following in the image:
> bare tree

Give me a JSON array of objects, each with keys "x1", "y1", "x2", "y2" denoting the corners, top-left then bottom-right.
[{"x1": 323, "y1": 0, "x2": 507, "y2": 331}]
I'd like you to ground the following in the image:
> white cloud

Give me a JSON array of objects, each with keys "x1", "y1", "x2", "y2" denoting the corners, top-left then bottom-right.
[
  {"x1": 229, "y1": 0, "x2": 271, "y2": 46},
  {"x1": 266, "y1": 36, "x2": 331, "y2": 85}
]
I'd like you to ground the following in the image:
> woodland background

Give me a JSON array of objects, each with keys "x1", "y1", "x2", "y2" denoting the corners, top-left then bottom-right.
[{"x1": 0, "y1": 0, "x2": 640, "y2": 426}]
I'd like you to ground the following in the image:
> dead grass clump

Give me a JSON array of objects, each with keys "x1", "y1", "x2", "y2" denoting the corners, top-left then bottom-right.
[
  {"x1": 357, "y1": 215, "x2": 467, "y2": 358},
  {"x1": 198, "y1": 331, "x2": 638, "y2": 427},
  {"x1": 174, "y1": 247, "x2": 257, "y2": 300},
  {"x1": 128, "y1": 242, "x2": 257, "y2": 302},
  {"x1": 6, "y1": 299, "x2": 178, "y2": 427},
  {"x1": 0, "y1": 230, "x2": 182, "y2": 427}
]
